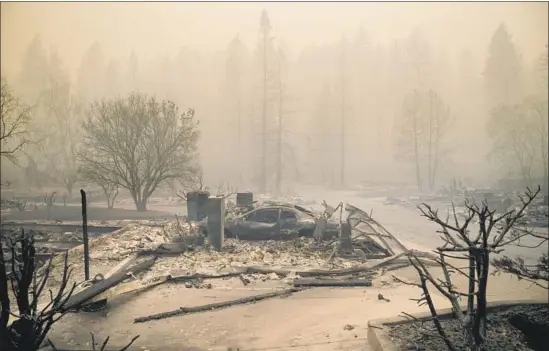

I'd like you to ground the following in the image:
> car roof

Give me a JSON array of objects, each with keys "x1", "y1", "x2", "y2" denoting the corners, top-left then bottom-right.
[{"x1": 238, "y1": 204, "x2": 314, "y2": 219}]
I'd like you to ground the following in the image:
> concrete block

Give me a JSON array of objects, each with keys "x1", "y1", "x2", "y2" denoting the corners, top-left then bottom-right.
[
  {"x1": 236, "y1": 192, "x2": 253, "y2": 207},
  {"x1": 187, "y1": 191, "x2": 209, "y2": 221},
  {"x1": 206, "y1": 196, "x2": 225, "y2": 251},
  {"x1": 339, "y1": 222, "x2": 353, "y2": 252}
]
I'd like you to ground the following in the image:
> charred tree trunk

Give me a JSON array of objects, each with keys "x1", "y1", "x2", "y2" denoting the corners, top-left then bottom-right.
[
  {"x1": 108, "y1": 190, "x2": 118, "y2": 209},
  {"x1": 130, "y1": 189, "x2": 148, "y2": 212},
  {"x1": 428, "y1": 93, "x2": 433, "y2": 191},
  {"x1": 275, "y1": 59, "x2": 283, "y2": 195},
  {"x1": 0, "y1": 238, "x2": 10, "y2": 334},
  {"x1": 260, "y1": 21, "x2": 269, "y2": 193},
  {"x1": 100, "y1": 184, "x2": 118, "y2": 209},
  {"x1": 413, "y1": 125, "x2": 422, "y2": 192},
  {"x1": 410, "y1": 91, "x2": 422, "y2": 192},
  {"x1": 66, "y1": 183, "x2": 74, "y2": 199}
]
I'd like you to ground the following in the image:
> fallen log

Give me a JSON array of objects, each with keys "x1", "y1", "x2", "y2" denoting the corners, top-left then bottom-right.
[
  {"x1": 59, "y1": 256, "x2": 157, "y2": 311},
  {"x1": 134, "y1": 287, "x2": 303, "y2": 323},
  {"x1": 168, "y1": 271, "x2": 245, "y2": 282},
  {"x1": 93, "y1": 254, "x2": 420, "y2": 308},
  {"x1": 115, "y1": 275, "x2": 171, "y2": 296},
  {"x1": 103, "y1": 254, "x2": 138, "y2": 279},
  {"x1": 80, "y1": 254, "x2": 140, "y2": 310},
  {"x1": 315, "y1": 271, "x2": 376, "y2": 280},
  {"x1": 138, "y1": 242, "x2": 190, "y2": 256},
  {"x1": 82, "y1": 269, "x2": 250, "y2": 308},
  {"x1": 244, "y1": 252, "x2": 405, "y2": 277},
  {"x1": 293, "y1": 279, "x2": 372, "y2": 287}
]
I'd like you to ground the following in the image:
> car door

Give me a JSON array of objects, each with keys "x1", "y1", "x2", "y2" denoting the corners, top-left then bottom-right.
[
  {"x1": 234, "y1": 208, "x2": 280, "y2": 240},
  {"x1": 279, "y1": 209, "x2": 298, "y2": 231}
]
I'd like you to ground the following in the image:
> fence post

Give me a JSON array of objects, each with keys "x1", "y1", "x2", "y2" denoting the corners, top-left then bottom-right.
[{"x1": 80, "y1": 189, "x2": 90, "y2": 280}]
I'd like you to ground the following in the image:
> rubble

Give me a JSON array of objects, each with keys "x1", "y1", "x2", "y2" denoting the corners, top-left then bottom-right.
[
  {"x1": 146, "y1": 237, "x2": 361, "y2": 279},
  {"x1": 88, "y1": 220, "x2": 199, "y2": 260},
  {"x1": 41, "y1": 220, "x2": 198, "y2": 288},
  {"x1": 31, "y1": 199, "x2": 441, "y2": 323}
]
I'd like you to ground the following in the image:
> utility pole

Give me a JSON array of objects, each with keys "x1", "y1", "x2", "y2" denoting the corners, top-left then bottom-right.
[
  {"x1": 339, "y1": 39, "x2": 346, "y2": 187},
  {"x1": 235, "y1": 66, "x2": 242, "y2": 185}
]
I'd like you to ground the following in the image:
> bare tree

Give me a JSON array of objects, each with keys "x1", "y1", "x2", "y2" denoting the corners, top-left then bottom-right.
[
  {"x1": 79, "y1": 93, "x2": 200, "y2": 211},
  {"x1": 394, "y1": 187, "x2": 541, "y2": 350},
  {"x1": 1, "y1": 78, "x2": 32, "y2": 166},
  {"x1": 426, "y1": 90, "x2": 453, "y2": 191},
  {"x1": 45, "y1": 192, "x2": 56, "y2": 220},
  {"x1": 487, "y1": 103, "x2": 537, "y2": 188},
  {"x1": 395, "y1": 89, "x2": 453, "y2": 192},
  {"x1": 81, "y1": 168, "x2": 119, "y2": 209},
  {"x1": 523, "y1": 96, "x2": 548, "y2": 182},
  {"x1": 1, "y1": 229, "x2": 140, "y2": 351},
  {"x1": 395, "y1": 90, "x2": 424, "y2": 191},
  {"x1": 42, "y1": 82, "x2": 83, "y2": 197}
]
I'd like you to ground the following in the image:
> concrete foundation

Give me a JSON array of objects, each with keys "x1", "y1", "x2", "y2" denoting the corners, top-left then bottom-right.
[{"x1": 206, "y1": 196, "x2": 225, "y2": 251}]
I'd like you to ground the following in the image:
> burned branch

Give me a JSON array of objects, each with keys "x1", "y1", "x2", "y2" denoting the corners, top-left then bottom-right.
[
  {"x1": 214, "y1": 181, "x2": 237, "y2": 199},
  {"x1": 401, "y1": 186, "x2": 541, "y2": 350},
  {"x1": 47, "y1": 332, "x2": 140, "y2": 351},
  {"x1": 492, "y1": 211, "x2": 548, "y2": 289},
  {"x1": 80, "y1": 167, "x2": 119, "y2": 209},
  {"x1": 174, "y1": 172, "x2": 208, "y2": 201},
  {"x1": 1, "y1": 228, "x2": 142, "y2": 351},
  {"x1": 1, "y1": 228, "x2": 77, "y2": 350}
]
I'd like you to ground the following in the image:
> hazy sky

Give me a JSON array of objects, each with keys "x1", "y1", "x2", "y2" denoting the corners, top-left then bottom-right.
[{"x1": 1, "y1": 2, "x2": 547, "y2": 79}]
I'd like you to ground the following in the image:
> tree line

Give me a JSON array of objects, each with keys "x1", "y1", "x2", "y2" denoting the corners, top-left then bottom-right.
[{"x1": 1, "y1": 11, "x2": 548, "y2": 196}]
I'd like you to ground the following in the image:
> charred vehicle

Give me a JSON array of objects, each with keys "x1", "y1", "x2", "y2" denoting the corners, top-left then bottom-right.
[{"x1": 198, "y1": 204, "x2": 340, "y2": 240}]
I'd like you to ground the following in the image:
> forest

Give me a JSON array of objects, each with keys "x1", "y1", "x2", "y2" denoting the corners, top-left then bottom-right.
[{"x1": 1, "y1": 4, "x2": 548, "y2": 202}]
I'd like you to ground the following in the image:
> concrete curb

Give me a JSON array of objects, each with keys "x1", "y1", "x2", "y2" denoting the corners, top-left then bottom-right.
[{"x1": 367, "y1": 298, "x2": 548, "y2": 351}]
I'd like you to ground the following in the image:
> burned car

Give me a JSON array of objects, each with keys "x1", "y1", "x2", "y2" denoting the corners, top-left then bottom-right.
[{"x1": 198, "y1": 204, "x2": 340, "y2": 240}]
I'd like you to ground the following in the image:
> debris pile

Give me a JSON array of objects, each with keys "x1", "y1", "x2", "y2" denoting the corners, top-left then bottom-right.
[
  {"x1": 89, "y1": 221, "x2": 197, "y2": 260},
  {"x1": 148, "y1": 238, "x2": 360, "y2": 278},
  {"x1": 41, "y1": 221, "x2": 196, "y2": 285}
]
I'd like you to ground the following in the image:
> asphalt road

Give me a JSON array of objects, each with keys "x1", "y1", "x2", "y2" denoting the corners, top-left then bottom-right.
[{"x1": 296, "y1": 186, "x2": 548, "y2": 265}]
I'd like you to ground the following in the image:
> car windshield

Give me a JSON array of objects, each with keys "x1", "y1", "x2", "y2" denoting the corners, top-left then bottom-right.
[{"x1": 242, "y1": 208, "x2": 279, "y2": 223}]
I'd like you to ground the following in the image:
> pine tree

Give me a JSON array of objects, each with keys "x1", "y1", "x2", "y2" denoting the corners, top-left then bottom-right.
[
  {"x1": 259, "y1": 9, "x2": 272, "y2": 192},
  {"x1": 483, "y1": 23, "x2": 522, "y2": 109},
  {"x1": 104, "y1": 60, "x2": 120, "y2": 99},
  {"x1": 76, "y1": 41, "x2": 106, "y2": 102},
  {"x1": 17, "y1": 35, "x2": 49, "y2": 105},
  {"x1": 226, "y1": 34, "x2": 248, "y2": 184}
]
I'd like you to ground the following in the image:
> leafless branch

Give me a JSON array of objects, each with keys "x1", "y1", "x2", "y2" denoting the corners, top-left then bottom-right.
[
  {"x1": 1, "y1": 78, "x2": 32, "y2": 166},
  {"x1": 402, "y1": 187, "x2": 542, "y2": 350}
]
